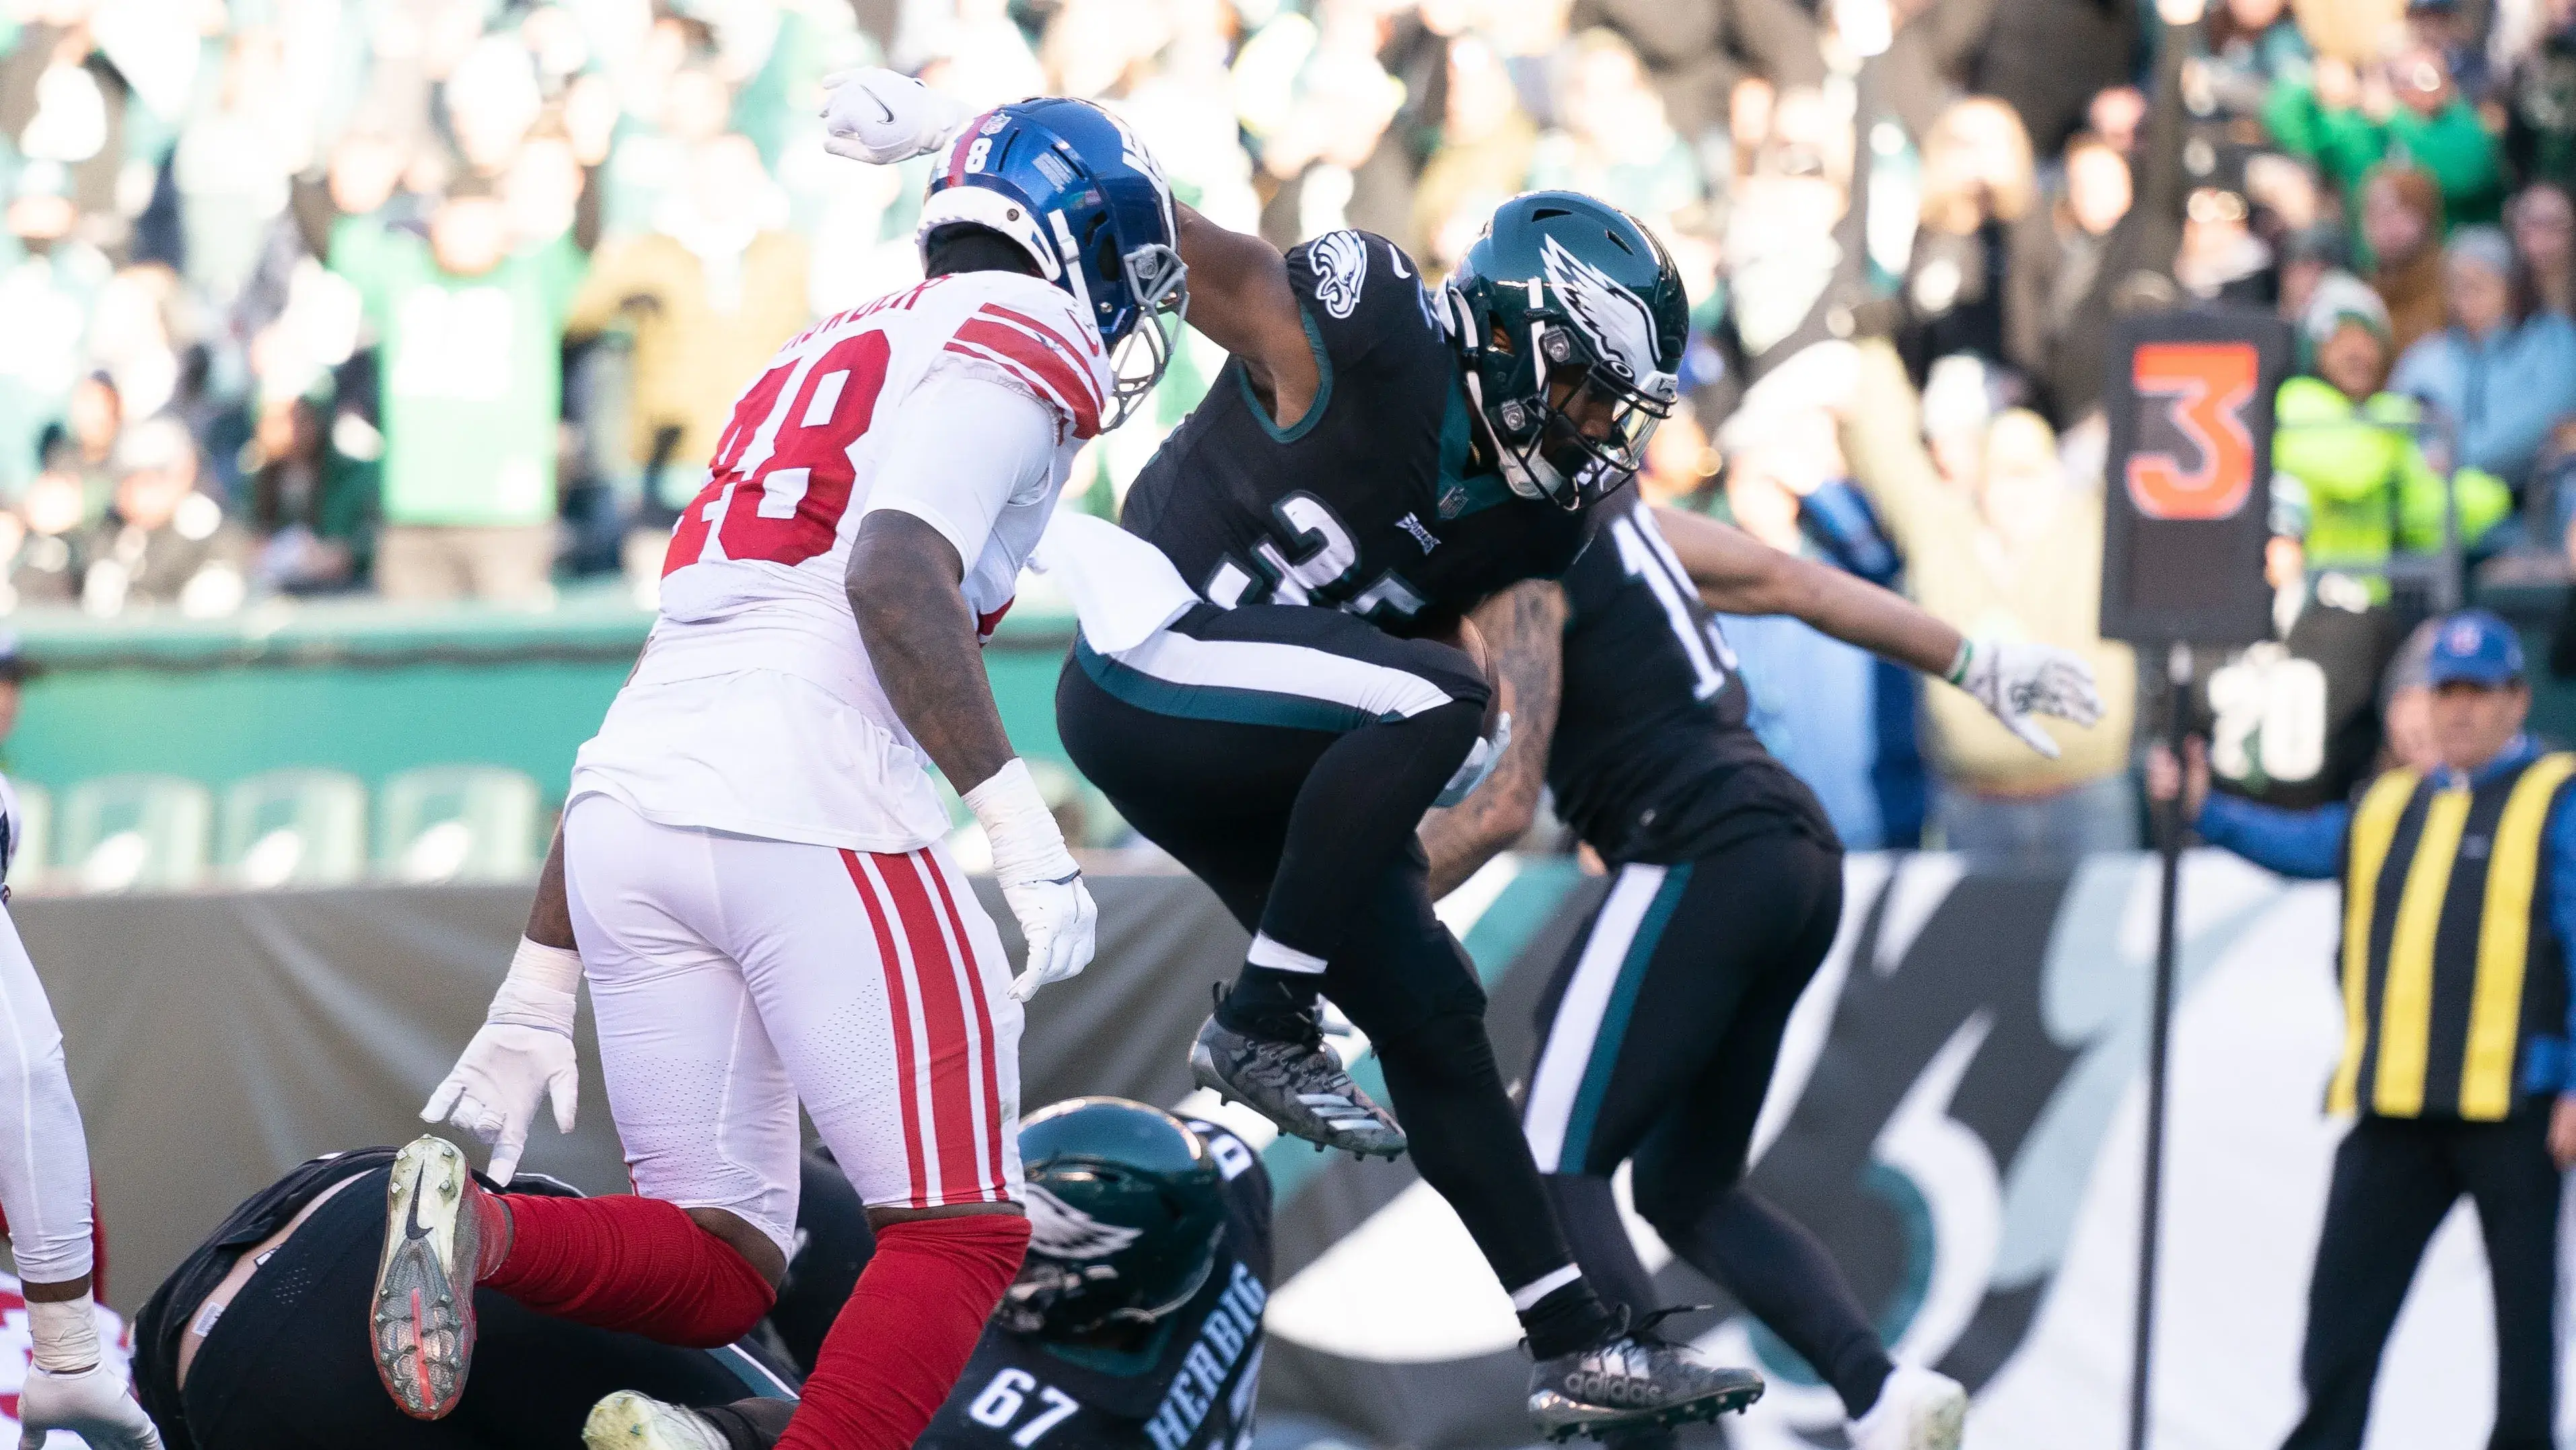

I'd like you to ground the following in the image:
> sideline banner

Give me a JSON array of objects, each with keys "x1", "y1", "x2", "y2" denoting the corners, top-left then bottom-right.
[{"x1": 17, "y1": 855, "x2": 2553, "y2": 1449}]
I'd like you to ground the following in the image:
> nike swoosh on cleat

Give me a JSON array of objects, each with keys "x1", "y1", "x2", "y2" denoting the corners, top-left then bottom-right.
[{"x1": 406, "y1": 1174, "x2": 437, "y2": 1241}]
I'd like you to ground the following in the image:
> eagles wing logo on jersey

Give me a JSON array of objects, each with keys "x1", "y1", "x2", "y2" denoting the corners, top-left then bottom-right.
[
  {"x1": 1310, "y1": 230, "x2": 1369, "y2": 320},
  {"x1": 1540, "y1": 233, "x2": 1663, "y2": 386},
  {"x1": 1025, "y1": 1182, "x2": 1145, "y2": 1259}
]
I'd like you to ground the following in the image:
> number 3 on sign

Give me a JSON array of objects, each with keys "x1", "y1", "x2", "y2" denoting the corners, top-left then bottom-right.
[{"x1": 2127, "y1": 341, "x2": 2259, "y2": 520}]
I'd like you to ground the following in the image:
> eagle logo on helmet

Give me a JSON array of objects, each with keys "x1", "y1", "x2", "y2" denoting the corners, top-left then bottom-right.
[
  {"x1": 1540, "y1": 234, "x2": 1662, "y2": 386},
  {"x1": 1025, "y1": 1183, "x2": 1145, "y2": 1260}
]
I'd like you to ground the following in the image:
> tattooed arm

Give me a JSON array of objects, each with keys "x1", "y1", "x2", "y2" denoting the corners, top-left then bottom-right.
[{"x1": 1420, "y1": 580, "x2": 1569, "y2": 901}]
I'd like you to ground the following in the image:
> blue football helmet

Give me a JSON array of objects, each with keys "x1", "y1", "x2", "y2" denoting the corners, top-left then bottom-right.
[{"x1": 916, "y1": 98, "x2": 1188, "y2": 431}]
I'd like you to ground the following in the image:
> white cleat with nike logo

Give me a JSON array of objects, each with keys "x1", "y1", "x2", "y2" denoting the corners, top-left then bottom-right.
[{"x1": 370, "y1": 1136, "x2": 488, "y2": 1419}]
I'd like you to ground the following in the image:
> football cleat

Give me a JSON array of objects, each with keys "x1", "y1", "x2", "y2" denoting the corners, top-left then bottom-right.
[
  {"x1": 1527, "y1": 1311, "x2": 1764, "y2": 1441},
  {"x1": 583, "y1": 1392, "x2": 731, "y2": 1449},
  {"x1": 1847, "y1": 1365, "x2": 1968, "y2": 1450},
  {"x1": 1189, "y1": 1012, "x2": 1406, "y2": 1159},
  {"x1": 585, "y1": 1391, "x2": 795, "y2": 1450},
  {"x1": 370, "y1": 1136, "x2": 487, "y2": 1419}
]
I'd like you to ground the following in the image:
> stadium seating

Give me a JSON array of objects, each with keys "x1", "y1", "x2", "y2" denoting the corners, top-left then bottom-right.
[
  {"x1": 377, "y1": 766, "x2": 544, "y2": 884},
  {"x1": 59, "y1": 775, "x2": 213, "y2": 893},
  {"x1": 218, "y1": 769, "x2": 369, "y2": 888}
]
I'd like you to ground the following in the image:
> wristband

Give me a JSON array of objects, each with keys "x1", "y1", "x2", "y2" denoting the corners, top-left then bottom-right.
[
  {"x1": 488, "y1": 936, "x2": 582, "y2": 1036},
  {"x1": 1943, "y1": 640, "x2": 1973, "y2": 685},
  {"x1": 28, "y1": 1297, "x2": 99, "y2": 1374},
  {"x1": 963, "y1": 759, "x2": 1078, "y2": 885}
]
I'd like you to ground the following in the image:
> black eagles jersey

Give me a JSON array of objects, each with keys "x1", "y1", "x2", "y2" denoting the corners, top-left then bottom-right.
[
  {"x1": 1120, "y1": 230, "x2": 1606, "y2": 631},
  {"x1": 1548, "y1": 497, "x2": 1838, "y2": 865},
  {"x1": 919, "y1": 1122, "x2": 1273, "y2": 1450}
]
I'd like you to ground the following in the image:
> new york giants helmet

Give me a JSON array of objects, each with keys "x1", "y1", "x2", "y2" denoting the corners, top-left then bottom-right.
[{"x1": 917, "y1": 99, "x2": 1187, "y2": 431}]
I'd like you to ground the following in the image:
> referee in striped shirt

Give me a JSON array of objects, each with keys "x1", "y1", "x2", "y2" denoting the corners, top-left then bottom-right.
[{"x1": 2152, "y1": 608, "x2": 2576, "y2": 1450}]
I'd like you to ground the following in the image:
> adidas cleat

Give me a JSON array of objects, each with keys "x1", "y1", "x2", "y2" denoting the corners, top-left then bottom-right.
[
  {"x1": 1527, "y1": 1312, "x2": 1764, "y2": 1442},
  {"x1": 371, "y1": 1136, "x2": 487, "y2": 1419},
  {"x1": 1190, "y1": 1012, "x2": 1407, "y2": 1159},
  {"x1": 585, "y1": 1391, "x2": 795, "y2": 1450}
]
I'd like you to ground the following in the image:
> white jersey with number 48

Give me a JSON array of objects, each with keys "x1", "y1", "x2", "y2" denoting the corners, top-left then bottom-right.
[{"x1": 570, "y1": 269, "x2": 1112, "y2": 854}]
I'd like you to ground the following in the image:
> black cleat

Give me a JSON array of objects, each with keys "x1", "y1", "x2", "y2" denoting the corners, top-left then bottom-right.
[
  {"x1": 1526, "y1": 1310, "x2": 1765, "y2": 1442},
  {"x1": 1188, "y1": 1012, "x2": 1406, "y2": 1159}
]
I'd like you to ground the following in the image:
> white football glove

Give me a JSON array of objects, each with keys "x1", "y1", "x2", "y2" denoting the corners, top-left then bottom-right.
[
  {"x1": 19, "y1": 1363, "x2": 160, "y2": 1450},
  {"x1": 1951, "y1": 639, "x2": 2105, "y2": 759},
  {"x1": 965, "y1": 760, "x2": 1098, "y2": 1001},
  {"x1": 819, "y1": 67, "x2": 971, "y2": 166},
  {"x1": 21, "y1": 1301, "x2": 158, "y2": 1450},
  {"x1": 423, "y1": 937, "x2": 582, "y2": 1185}
]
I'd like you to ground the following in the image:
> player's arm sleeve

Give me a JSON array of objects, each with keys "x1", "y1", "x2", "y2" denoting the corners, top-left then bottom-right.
[
  {"x1": 859, "y1": 371, "x2": 1062, "y2": 575},
  {"x1": 0, "y1": 910, "x2": 96, "y2": 1284}
]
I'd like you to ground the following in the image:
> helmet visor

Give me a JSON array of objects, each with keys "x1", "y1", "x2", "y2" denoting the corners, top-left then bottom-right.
[{"x1": 1534, "y1": 355, "x2": 1674, "y2": 489}]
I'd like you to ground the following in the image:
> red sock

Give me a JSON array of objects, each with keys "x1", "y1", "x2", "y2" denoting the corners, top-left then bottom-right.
[
  {"x1": 777, "y1": 1214, "x2": 1030, "y2": 1450},
  {"x1": 478, "y1": 1193, "x2": 777, "y2": 1348}
]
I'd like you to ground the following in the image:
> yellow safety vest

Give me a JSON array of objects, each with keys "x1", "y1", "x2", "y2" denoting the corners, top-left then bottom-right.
[{"x1": 2333, "y1": 752, "x2": 2576, "y2": 1119}]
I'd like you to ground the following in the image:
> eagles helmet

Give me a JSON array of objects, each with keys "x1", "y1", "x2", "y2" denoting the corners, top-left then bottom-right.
[
  {"x1": 917, "y1": 98, "x2": 1188, "y2": 430},
  {"x1": 1444, "y1": 192, "x2": 1688, "y2": 508},
  {"x1": 1000, "y1": 1097, "x2": 1227, "y2": 1336}
]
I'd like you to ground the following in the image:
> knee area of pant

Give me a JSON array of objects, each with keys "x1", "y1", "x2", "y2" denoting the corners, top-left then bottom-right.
[
  {"x1": 1629, "y1": 1165, "x2": 1729, "y2": 1242},
  {"x1": 679, "y1": 1202, "x2": 796, "y2": 1287},
  {"x1": 1374, "y1": 1004, "x2": 1499, "y2": 1084}
]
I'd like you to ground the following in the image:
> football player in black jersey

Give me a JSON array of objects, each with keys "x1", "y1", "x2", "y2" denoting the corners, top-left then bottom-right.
[
  {"x1": 1418, "y1": 496, "x2": 2102, "y2": 1450},
  {"x1": 132, "y1": 1101, "x2": 1271, "y2": 1450},
  {"x1": 596, "y1": 1098, "x2": 1272, "y2": 1450},
  {"x1": 820, "y1": 68, "x2": 1775, "y2": 1438},
  {"x1": 1051, "y1": 196, "x2": 1785, "y2": 1437},
  {"x1": 131, "y1": 1147, "x2": 815, "y2": 1449}
]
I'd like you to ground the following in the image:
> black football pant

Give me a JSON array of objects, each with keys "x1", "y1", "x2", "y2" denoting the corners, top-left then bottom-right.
[
  {"x1": 1057, "y1": 602, "x2": 1587, "y2": 1307},
  {"x1": 1526, "y1": 829, "x2": 1896, "y2": 1418},
  {"x1": 2280, "y1": 1110, "x2": 2561, "y2": 1450},
  {"x1": 137, "y1": 1167, "x2": 794, "y2": 1449}
]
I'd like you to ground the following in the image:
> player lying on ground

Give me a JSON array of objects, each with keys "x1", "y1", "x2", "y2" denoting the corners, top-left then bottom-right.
[
  {"x1": 129, "y1": 1147, "x2": 820, "y2": 1447},
  {"x1": 602, "y1": 1098, "x2": 1273, "y2": 1450},
  {"x1": 406, "y1": 94, "x2": 1188, "y2": 1450},
  {"x1": 129, "y1": 1101, "x2": 1267, "y2": 1450},
  {"x1": 1418, "y1": 497, "x2": 2100, "y2": 1450},
  {"x1": 0, "y1": 777, "x2": 162, "y2": 1449}
]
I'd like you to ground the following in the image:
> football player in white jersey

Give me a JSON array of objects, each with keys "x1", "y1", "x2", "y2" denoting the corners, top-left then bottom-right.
[
  {"x1": 400, "y1": 91, "x2": 1188, "y2": 1450},
  {"x1": 0, "y1": 778, "x2": 161, "y2": 1449}
]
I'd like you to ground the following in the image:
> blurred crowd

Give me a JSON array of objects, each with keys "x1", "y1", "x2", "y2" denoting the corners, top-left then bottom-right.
[{"x1": 11, "y1": 0, "x2": 2576, "y2": 851}]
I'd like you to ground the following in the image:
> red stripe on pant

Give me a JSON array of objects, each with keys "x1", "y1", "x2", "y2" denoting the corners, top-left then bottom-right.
[
  {"x1": 842, "y1": 851, "x2": 931, "y2": 1206},
  {"x1": 923, "y1": 852, "x2": 1009, "y2": 1192},
  {"x1": 878, "y1": 851, "x2": 993, "y2": 1203}
]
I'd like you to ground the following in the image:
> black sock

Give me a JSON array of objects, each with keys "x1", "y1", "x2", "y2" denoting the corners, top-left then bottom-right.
[
  {"x1": 1214, "y1": 965, "x2": 1320, "y2": 1039},
  {"x1": 1520, "y1": 1278, "x2": 1619, "y2": 1360},
  {"x1": 705, "y1": 1398, "x2": 796, "y2": 1450},
  {"x1": 1668, "y1": 1188, "x2": 1893, "y2": 1419}
]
